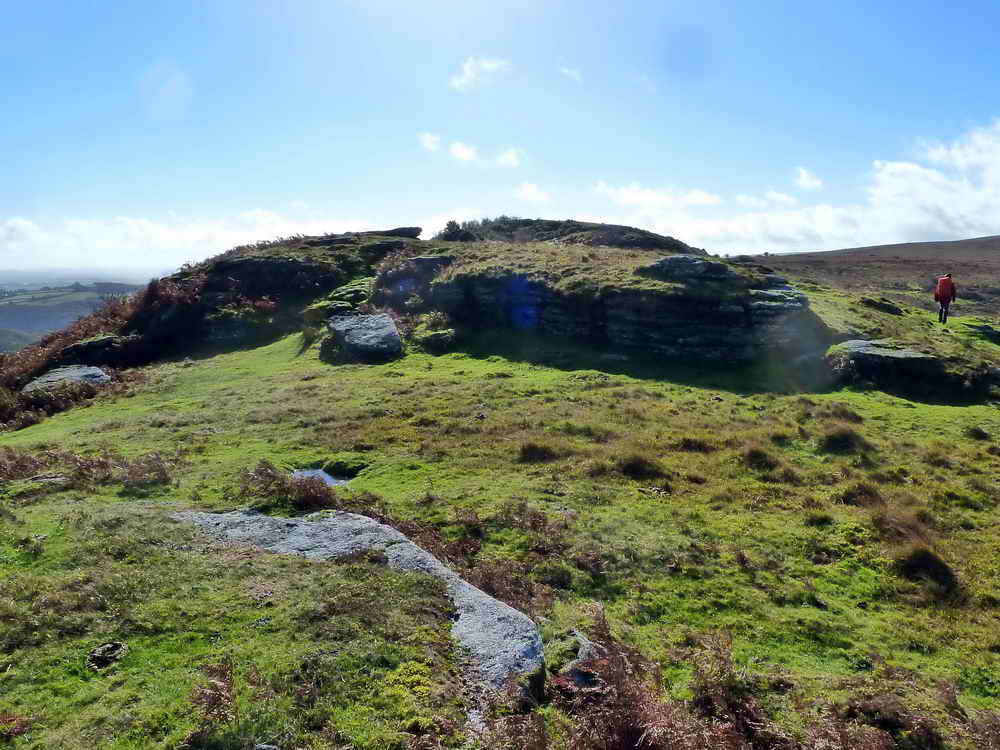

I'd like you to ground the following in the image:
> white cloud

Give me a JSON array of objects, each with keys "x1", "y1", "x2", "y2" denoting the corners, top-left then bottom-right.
[
  {"x1": 449, "y1": 141, "x2": 478, "y2": 162},
  {"x1": 496, "y1": 148, "x2": 523, "y2": 167},
  {"x1": 137, "y1": 61, "x2": 192, "y2": 120},
  {"x1": 418, "y1": 132, "x2": 441, "y2": 151},
  {"x1": 795, "y1": 166, "x2": 823, "y2": 189},
  {"x1": 514, "y1": 182, "x2": 551, "y2": 204},
  {"x1": 736, "y1": 194, "x2": 765, "y2": 208},
  {"x1": 449, "y1": 56, "x2": 511, "y2": 91},
  {"x1": 737, "y1": 192, "x2": 797, "y2": 208},
  {"x1": 594, "y1": 181, "x2": 722, "y2": 209},
  {"x1": 558, "y1": 66, "x2": 582, "y2": 83},
  {"x1": 764, "y1": 190, "x2": 797, "y2": 206},
  {"x1": 0, "y1": 211, "x2": 376, "y2": 271},
  {"x1": 590, "y1": 119, "x2": 1000, "y2": 253}
]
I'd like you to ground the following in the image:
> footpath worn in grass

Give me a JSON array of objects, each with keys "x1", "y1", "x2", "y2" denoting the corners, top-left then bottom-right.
[{"x1": 3, "y1": 331, "x2": 1000, "y2": 746}]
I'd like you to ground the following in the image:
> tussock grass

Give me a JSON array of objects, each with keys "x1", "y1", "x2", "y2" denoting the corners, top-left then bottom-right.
[
  {"x1": 818, "y1": 421, "x2": 872, "y2": 454},
  {"x1": 614, "y1": 452, "x2": 666, "y2": 480}
]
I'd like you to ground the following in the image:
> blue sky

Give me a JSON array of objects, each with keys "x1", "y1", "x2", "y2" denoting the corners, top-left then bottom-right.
[{"x1": 4, "y1": 0, "x2": 1000, "y2": 270}]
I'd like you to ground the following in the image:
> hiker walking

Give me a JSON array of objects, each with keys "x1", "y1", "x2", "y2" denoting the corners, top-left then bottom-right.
[{"x1": 934, "y1": 273, "x2": 957, "y2": 324}]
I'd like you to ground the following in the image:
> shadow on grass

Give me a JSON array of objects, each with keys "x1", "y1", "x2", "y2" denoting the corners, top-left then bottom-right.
[
  {"x1": 451, "y1": 329, "x2": 828, "y2": 396},
  {"x1": 964, "y1": 322, "x2": 1000, "y2": 346}
]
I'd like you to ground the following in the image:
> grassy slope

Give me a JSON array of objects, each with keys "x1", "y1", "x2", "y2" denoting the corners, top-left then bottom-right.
[
  {"x1": 0, "y1": 328, "x2": 33, "y2": 352},
  {"x1": 438, "y1": 240, "x2": 760, "y2": 296},
  {"x1": 0, "y1": 287, "x2": 131, "y2": 342},
  {"x1": 761, "y1": 237, "x2": 1000, "y2": 318},
  {"x1": 4, "y1": 326, "x2": 1000, "y2": 745},
  {"x1": 802, "y1": 283, "x2": 1000, "y2": 375}
]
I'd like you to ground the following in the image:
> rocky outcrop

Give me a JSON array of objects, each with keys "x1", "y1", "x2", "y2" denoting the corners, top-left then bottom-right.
[
  {"x1": 422, "y1": 260, "x2": 827, "y2": 363},
  {"x1": 361, "y1": 227, "x2": 423, "y2": 239},
  {"x1": 59, "y1": 333, "x2": 141, "y2": 366},
  {"x1": 637, "y1": 254, "x2": 738, "y2": 281},
  {"x1": 826, "y1": 340, "x2": 996, "y2": 400},
  {"x1": 323, "y1": 314, "x2": 403, "y2": 362},
  {"x1": 22, "y1": 365, "x2": 112, "y2": 393},
  {"x1": 302, "y1": 278, "x2": 374, "y2": 325},
  {"x1": 438, "y1": 218, "x2": 703, "y2": 253},
  {"x1": 199, "y1": 256, "x2": 346, "y2": 298},
  {"x1": 172, "y1": 509, "x2": 544, "y2": 730}
]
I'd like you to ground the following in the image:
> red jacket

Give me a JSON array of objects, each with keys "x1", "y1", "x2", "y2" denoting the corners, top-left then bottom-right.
[{"x1": 934, "y1": 276, "x2": 956, "y2": 303}]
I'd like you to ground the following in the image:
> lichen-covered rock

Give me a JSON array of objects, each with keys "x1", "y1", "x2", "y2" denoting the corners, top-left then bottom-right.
[
  {"x1": 409, "y1": 255, "x2": 454, "y2": 274},
  {"x1": 827, "y1": 340, "x2": 941, "y2": 377},
  {"x1": 361, "y1": 226, "x2": 423, "y2": 239},
  {"x1": 825, "y1": 340, "x2": 994, "y2": 400},
  {"x1": 22, "y1": 366, "x2": 112, "y2": 393},
  {"x1": 413, "y1": 327, "x2": 456, "y2": 353},
  {"x1": 325, "y1": 314, "x2": 403, "y2": 362},
  {"x1": 172, "y1": 509, "x2": 544, "y2": 729},
  {"x1": 200, "y1": 256, "x2": 345, "y2": 298},
  {"x1": 59, "y1": 333, "x2": 140, "y2": 366},
  {"x1": 427, "y1": 269, "x2": 828, "y2": 363},
  {"x1": 636, "y1": 254, "x2": 739, "y2": 281}
]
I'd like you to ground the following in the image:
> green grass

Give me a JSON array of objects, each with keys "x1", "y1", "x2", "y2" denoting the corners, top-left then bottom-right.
[
  {"x1": 801, "y1": 282, "x2": 1000, "y2": 375},
  {"x1": 0, "y1": 495, "x2": 462, "y2": 749},
  {"x1": 435, "y1": 240, "x2": 763, "y2": 297},
  {"x1": 3, "y1": 326, "x2": 1000, "y2": 745},
  {"x1": 0, "y1": 290, "x2": 104, "y2": 307},
  {"x1": 0, "y1": 328, "x2": 34, "y2": 352}
]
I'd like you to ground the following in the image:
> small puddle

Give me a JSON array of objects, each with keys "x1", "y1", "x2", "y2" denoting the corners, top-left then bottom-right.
[{"x1": 291, "y1": 469, "x2": 349, "y2": 487}]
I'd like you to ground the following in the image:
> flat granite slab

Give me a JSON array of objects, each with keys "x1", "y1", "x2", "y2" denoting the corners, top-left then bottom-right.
[{"x1": 172, "y1": 509, "x2": 544, "y2": 731}]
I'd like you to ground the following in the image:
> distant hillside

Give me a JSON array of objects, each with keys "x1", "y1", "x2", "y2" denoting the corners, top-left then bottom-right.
[
  {"x1": 757, "y1": 234, "x2": 1000, "y2": 316},
  {"x1": 0, "y1": 281, "x2": 141, "y2": 339},
  {"x1": 435, "y1": 216, "x2": 703, "y2": 253},
  {"x1": 0, "y1": 327, "x2": 33, "y2": 352}
]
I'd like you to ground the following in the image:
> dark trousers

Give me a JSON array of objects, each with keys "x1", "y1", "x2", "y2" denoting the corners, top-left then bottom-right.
[{"x1": 938, "y1": 300, "x2": 952, "y2": 323}]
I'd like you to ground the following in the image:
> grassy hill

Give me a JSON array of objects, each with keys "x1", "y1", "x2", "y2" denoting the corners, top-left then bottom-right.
[
  {"x1": 0, "y1": 282, "x2": 141, "y2": 342},
  {"x1": 758, "y1": 235, "x2": 1000, "y2": 318},
  {"x1": 0, "y1": 328, "x2": 33, "y2": 352},
  {"x1": 2, "y1": 224, "x2": 1000, "y2": 748}
]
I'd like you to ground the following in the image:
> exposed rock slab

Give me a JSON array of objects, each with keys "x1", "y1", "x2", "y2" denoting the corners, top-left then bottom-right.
[
  {"x1": 361, "y1": 226, "x2": 423, "y2": 239},
  {"x1": 636, "y1": 254, "x2": 738, "y2": 281},
  {"x1": 424, "y1": 267, "x2": 828, "y2": 362},
  {"x1": 59, "y1": 333, "x2": 139, "y2": 367},
  {"x1": 825, "y1": 339, "x2": 999, "y2": 401},
  {"x1": 828, "y1": 340, "x2": 941, "y2": 374},
  {"x1": 326, "y1": 313, "x2": 403, "y2": 362},
  {"x1": 171, "y1": 509, "x2": 544, "y2": 729},
  {"x1": 22, "y1": 366, "x2": 112, "y2": 393}
]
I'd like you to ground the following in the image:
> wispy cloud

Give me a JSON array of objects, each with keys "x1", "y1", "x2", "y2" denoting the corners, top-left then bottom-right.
[
  {"x1": 137, "y1": 60, "x2": 192, "y2": 120},
  {"x1": 591, "y1": 119, "x2": 1000, "y2": 253},
  {"x1": 514, "y1": 182, "x2": 551, "y2": 204},
  {"x1": 449, "y1": 56, "x2": 512, "y2": 91},
  {"x1": 558, "y1": 65, "x2": 582, "y2": 83},
  {"x1": 795, "y1": 166, "x2": 823, "y2": 189},
  {"x1": 496, "y1": 148, "x2": 523, "y2": 167},
  {"x1": 0, "y1": 210, "x2": 376, "y2": 271},
  {"x1": 765, "y1": 190, "x2": 797, "y2": 206},
  {"x1": 594, "y1": 181, "x2": 722, "y2": 209},
  {"x1": 737, "y1": 191, "x2": 797, "y2": 208},
  {"x1": 449, "y1": 141, "x2": 478, "y2": 161},
  {"x1": 417, "y1": 132, "x2": 441, "y2": 151}
]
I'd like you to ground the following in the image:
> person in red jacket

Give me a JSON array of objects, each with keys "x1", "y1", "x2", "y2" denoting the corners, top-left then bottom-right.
[{"x1": 934, "y1": 273, "x2": 957, "y2": 324}]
